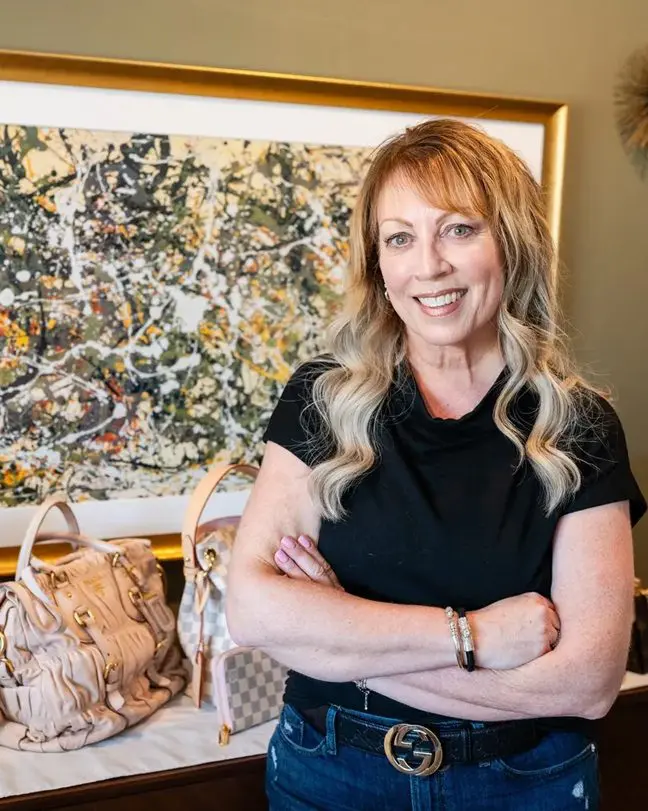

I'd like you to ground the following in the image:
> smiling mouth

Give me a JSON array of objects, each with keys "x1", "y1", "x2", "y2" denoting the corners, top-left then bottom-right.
[{"x1": 415, "y1": 289, "x2": 467, "y2": 309}]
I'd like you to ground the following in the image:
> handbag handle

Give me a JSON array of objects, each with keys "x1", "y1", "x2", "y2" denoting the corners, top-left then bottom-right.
[
  {"x1": 16, "y1": 495, "x2": 119, "y2": 578},
  {"x1": 181, "y1": 463, "x2": 259, "y2": 568},
  {"x1": 26, "y1": 533, "x2": 124, "y2": 576}
]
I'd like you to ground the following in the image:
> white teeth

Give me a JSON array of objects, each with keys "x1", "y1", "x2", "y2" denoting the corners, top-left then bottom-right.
[{"x1": 418, "y1": 291, "x2": 465, "y2": 308}]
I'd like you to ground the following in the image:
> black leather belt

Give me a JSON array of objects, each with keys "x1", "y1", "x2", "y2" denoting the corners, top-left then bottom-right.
[{"x1": 301, "y1": 706, "x2": 542, "y2": 777}]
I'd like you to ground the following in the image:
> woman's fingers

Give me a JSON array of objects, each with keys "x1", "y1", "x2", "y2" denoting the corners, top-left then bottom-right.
[
  {"x1": 547, "y1": 606, "x2": 561, "y2": 649},
  {"x1": 274, "y1": 545, "x2": 312, "y2": 582},
  {"x1": 294, "y1": 535, "x2": 342, "y2": 588},
  {"x1": 275, "y1": 535, "x2": 342, "y2": 589}
]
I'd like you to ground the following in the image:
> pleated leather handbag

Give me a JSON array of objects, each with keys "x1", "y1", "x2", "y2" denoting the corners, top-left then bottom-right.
[{"x1": 0, "y1": 495, "x2": 186, "y2": 751}]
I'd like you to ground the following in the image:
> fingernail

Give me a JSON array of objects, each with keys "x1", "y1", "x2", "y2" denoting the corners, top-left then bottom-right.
[
  {"x1": 298, "y1": 535, "x2": 311, "y2": 548},
  {"x1": 281, "y1": 536, "x2": 296, "y2": 549},
  {"x1": 276, "y1": 549, "x2": 289, "y2": 563}
]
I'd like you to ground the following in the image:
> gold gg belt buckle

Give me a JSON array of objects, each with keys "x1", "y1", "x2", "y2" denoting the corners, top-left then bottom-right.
[{"x1": 384, "y1": 723, "x2": 443, "y2": 777}]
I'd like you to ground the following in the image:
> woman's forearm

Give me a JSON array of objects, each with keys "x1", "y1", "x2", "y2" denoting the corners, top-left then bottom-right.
[
  {"x1": 227, "y1": 569, "x2": 457, "y2": 682},
  {"x1": 367, "y1": 643, "x2": 624, "y2": 720},
  {"x1": 263, "y1": 643, "x2": 529, "y2": 720},
  {"x1": 366, "y1": 678, "x2": 532, "y2": 721}
]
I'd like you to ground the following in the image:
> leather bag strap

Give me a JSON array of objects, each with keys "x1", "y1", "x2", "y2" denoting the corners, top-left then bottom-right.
[
  {"x1": 181, "y1": 463, "x2": 259, "y2": 569},
  {"x1": 16, "y1": 495, "x2": 80, "y2": 578}
]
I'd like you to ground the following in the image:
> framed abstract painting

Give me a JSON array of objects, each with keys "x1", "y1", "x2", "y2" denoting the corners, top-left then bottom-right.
[{"x1": 0, "y1": 50, "x2": 568, "y2": 572}]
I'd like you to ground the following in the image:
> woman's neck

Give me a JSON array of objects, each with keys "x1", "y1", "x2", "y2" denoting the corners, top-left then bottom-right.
[{"x1": 406, "y1": 337, "x2": 505, "y2": 420}]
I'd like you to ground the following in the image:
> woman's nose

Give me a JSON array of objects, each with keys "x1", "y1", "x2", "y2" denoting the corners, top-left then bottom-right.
[{"x1": 415, "y1": 243, "x2": 452, "y2": 281}]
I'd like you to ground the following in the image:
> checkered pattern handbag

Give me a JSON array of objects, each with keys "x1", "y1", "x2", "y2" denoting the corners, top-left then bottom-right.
[
  {"x1": 176, "y1": 463, "x2": 259, "y2": 708},
  {"x1": 213, "y1": 646, "x2": 288, "y2": 744}
]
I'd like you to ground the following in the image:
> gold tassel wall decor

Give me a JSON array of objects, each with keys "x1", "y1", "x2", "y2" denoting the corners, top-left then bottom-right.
[{"x1": 615, "y1": 45, "x2": 648, "y2": 177}]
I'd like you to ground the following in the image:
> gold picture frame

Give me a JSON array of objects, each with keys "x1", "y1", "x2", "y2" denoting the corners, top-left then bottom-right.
[{"x1": 0, "y1": 49, "x2": 568, "y2": 577}]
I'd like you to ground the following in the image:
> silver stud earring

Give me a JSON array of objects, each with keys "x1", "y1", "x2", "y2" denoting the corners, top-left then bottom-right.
[{"x1": 384, "y1": 285, "x2": 390, "y2": 302}]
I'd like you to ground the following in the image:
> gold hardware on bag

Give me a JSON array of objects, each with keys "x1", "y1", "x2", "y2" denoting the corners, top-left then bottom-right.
[
  {"x1": 73, "y1": 608, "x2": 94, "y2": 628},
  {"x1": 128, "y1": 588, "x2": 142, "y2": 606},
  {"x1": 155, "y1": 640, "x2": 166, "y2": 652},
  {"x1": 112, "y1": 553, "x2": 140, "y2": 586},
  {"x1": 0, "y1": 630, "x2": 15, "y2": 676},
  {"x1": 219, "y1": 724, "x2": 232, "y2": 745},
  {"x1": 634, "y1": 578, "x2": 648, "y2": 597},
  {"x1": 49, "y1": 570, "x2": 70, "y2": 588},
  {"x1": 384, "y1": 723, "x2": 443, "y2": 777},
  {"x1": 204, "y1": 547, "x2": 218, "y2": 572},
  {"x1": 155, "y1": 561, "x2": 168, "y2": 596},
  {"x1": 103, "y1": 660, "x2": 118, "y2": 680}
]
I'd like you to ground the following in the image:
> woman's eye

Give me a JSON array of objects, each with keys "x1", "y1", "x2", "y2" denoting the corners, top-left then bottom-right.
[
  {"x1": 384, "y1": 233, "x2": 411, "y2": 248},
  {"x1": 445, "y1": 224, "x2": 475, "y2": 239}
]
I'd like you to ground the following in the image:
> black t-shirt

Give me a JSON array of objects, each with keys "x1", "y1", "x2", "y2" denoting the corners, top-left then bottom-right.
[{"x1": 262, "y1": 359, "x2": 647, "y2": 724}]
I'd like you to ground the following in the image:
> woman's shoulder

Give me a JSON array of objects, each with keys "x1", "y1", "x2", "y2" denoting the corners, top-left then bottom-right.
[
  {"x1": 560, "y1": 388, "x2": 647, "y2": 525},
  {"x1": 262, "y1": 356, "x2": 339, "y2": 466},
  {"x1": 281, "y1": 354, "x2": 340, "y2": 401},
  {"x1": 569, "y1": 389, "x2": 626, "y2": 467},
  {"x1": 541, "y1": 382, "x2": 629, "y2": 483},
  {"x1": 508, "y1": 379, "x2": 629, "y2": 469},
  {"x1": 508, "y1": 379, "x2": 616, "y2": 436}
]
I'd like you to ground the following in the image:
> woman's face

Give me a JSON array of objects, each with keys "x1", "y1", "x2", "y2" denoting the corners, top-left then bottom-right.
[{"x1": 376, "y1": 179, "x2": 504, "y2": 353}]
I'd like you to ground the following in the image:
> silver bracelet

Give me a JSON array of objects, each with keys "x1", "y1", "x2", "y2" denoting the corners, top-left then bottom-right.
[
  {"x1": 457, "y1": 609, "x2": 476, "y2": 671},
  {"x1": 445, "y1": 606, "x2": 466, "y2": 669}
]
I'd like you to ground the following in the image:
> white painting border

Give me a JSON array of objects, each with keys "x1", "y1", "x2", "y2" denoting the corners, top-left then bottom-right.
[{"x1": 0, "y1": 80, "x2": 546, "y2": 179}]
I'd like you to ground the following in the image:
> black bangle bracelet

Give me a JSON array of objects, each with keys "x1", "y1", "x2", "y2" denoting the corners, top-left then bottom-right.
[{"x1": 457, "y1": 607, "x2": 476, "y2": 672}]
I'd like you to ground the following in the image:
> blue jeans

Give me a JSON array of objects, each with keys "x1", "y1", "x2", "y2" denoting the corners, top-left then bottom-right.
[{"x1": 266, "y1": 704, "x2": 599, "y2": 811}]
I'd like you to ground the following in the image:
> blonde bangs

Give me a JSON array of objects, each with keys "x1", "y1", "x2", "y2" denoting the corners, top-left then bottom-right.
[{"x1": 403, "y1": 155, "x2": 490, "y2": 221}]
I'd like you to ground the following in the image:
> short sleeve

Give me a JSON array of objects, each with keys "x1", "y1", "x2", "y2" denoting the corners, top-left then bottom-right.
[
  {"x1": 262, "y1": 359, "x2": 333, "y2": 467},
  {"x1": 562, "y1": 398, "x2": 646, "y2": 526}
]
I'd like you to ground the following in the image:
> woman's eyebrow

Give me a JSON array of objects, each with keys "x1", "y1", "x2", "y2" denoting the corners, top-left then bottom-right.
[{"x1": 378, "y1": 217, "x2": 414, "y2": 228}]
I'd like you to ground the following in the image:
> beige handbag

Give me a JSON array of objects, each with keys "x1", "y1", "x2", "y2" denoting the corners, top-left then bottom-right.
[
  {"x1": 177, "y1": 463, "x2": 259, "y2": 707},
  {"x1": 0, "y1": 495, "x2": 186, "y2": 751}
]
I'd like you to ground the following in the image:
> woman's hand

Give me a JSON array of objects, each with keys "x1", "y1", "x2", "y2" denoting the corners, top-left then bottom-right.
[
  {"x1": 470, "y1": 593, "x2": 561, "y2": 670},
  {"x1": 274, "y1": 535, "x2": 344, "y2": 591}
]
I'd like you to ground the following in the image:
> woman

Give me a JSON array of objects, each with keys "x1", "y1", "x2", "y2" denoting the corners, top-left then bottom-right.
[{"x1": 226, "y1": 119, "x2": 646, "y2": 810}]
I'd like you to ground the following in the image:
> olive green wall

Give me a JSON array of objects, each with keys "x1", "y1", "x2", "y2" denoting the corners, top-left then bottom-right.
[{"x1": 2, "y1": 1, "x2": 647, "y2": 575}]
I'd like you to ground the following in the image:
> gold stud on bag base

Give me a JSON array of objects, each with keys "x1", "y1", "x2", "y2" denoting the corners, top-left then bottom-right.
[{"x1": 219, "y1": 724, "x2": 232, "y2": 746}]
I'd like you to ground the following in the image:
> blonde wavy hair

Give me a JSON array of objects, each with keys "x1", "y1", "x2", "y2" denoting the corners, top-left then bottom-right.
[{"x1": 306, "y1": 118, "x2": 603, "y2": 520}]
